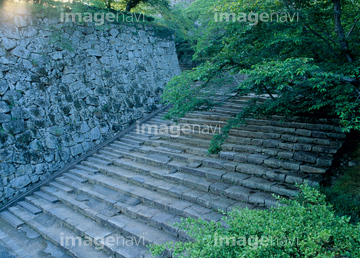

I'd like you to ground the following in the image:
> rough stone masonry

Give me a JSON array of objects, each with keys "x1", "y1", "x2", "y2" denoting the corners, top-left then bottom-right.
[{"x1": 0, "y1": 5, "x2": 181, "y2": 204}]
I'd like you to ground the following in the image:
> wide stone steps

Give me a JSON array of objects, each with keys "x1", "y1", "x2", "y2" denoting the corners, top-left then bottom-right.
[
  {"x1": 119, "y1": 135, "x2": 311, "y2": 179},
  {"x1": 177, "y1": 117, "x2": 345, "y2": 141},
  {"x1": 136, "y1": 110, "x2": 346, "y2": 155},
  {"x1": 137, "y1": 121, "x2": 343, "y2": 154},
  {"x1": 125, "y1": 128, "x2": 331, "y2": 176},
  {"x1": 63, "y1": 167, "x2": 231, "y2": 219},
  {"x1": 113, "y1": 136, "x2": 319, "y2": 186},
  {"x1": 0, "y1": 97, "x2": 347, "y2": 257},
  {"x1": 145, "y1": 113, "x2": 345, "y2": 147},
  {"x1": 89, "y1": 145, "x2": 298, "y2": 201}
]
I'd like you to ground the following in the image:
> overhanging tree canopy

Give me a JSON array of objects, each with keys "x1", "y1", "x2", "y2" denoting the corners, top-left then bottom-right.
[{"x1": 162, "y1": 0, "x2": 360, "y2": 153}]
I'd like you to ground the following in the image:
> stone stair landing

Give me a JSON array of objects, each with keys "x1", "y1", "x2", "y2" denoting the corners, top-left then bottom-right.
[{"x1": 0, "y1": 97, "x2": 347, "y2": 257}]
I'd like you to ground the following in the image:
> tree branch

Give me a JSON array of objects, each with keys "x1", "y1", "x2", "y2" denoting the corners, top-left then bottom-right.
[
  {"x1": 333, "y1": 0, "x2": 353, "y2": 62},
  {"x1": 346, "y1": 9, "x2": 359, "y2": 38},
  {"x1": 303, "y1": 25, "x2": 337, "y2": 54}
]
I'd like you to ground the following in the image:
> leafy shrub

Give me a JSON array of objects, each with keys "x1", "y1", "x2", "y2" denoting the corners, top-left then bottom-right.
[{"x1": 150, "y1": 184, "x2": 360, "y2": 258}]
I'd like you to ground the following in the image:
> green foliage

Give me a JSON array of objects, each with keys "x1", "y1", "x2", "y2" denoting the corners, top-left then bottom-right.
[
  {"x1": 153, "y1": 0, "x2": 222, "y2": 67},
  {"x1": 162, "y1": 61, "x2": 233, "y2": 120},
  {"x1": 162, "y1": 0, "x2": 360, "y2": 154},
  {"x1": 150, "y1": 184, "x2": 360, "y2": 258}
]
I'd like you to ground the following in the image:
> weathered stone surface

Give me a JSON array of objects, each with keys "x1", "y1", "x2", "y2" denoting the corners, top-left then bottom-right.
[
  {"x1": 90, "y1": 127, "x2": 101, "y2": 141},
  {"x1": 293, "y1": 151, "x2": 318, "y2": 163},
  {"x1": 2, "y1": 37, "x2": 17, "y2": 50},
  {"x1": 316, "y1": 156, "x2": 333, "y2": 167},
  {"x1": 0, "y1": 22, "x2": 20, "y2": 39},
  {"x1": 0, "y1": 18, "x2": 179, "y2": 202},
  {"x1": 0, "y1": 79, "x2": 9, "y2": 95},
  {"x1": 264, "y1": 158, "x2": 282, "y2": 169},
  {"x1": 11, "y1": 46, "x2": 30, "y2": 59},
  {"x1": 0, "y1": 113, "x2": 11, "y2": 123},
  {"x1": 300, "y1": 165, "x2": 327, "y2": 174},
  {"x1": 146, "y1": 154, "x2": 171, "y2": 163},
  {"x1": 70, "y1": 144, "x2": 84, "y2": 156},
  {"x1": 224, "y1": 185, "x2": 253, "y2": 202},
  {"x1": 242, "y1": 177, "x2": 276, "y2": 192},
  {"x1": 10, "y1": 175, "x2": 31, "y2": 189},
  {"x1": 2, "y1": 120, "x2": 26, "y2": 135},
  {"x1": 247, "y1": 154, "x2": 268, "y2": 165},
  {"x1": 236, "y1": 163, "x2": 266, "y2": 176},
  {"x1": 187, "y1": 162, "x2": 201, "y2": 168}
]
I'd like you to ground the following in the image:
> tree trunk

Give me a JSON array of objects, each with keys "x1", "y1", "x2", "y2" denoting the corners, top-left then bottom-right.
[
  {"x1": 126, "y1": 2, "x2": 132, "y2": 12},
  {"x1": 333, "y1": 0, "x2": 353, "y2": 62},
  {"x1": 126, "y1": 0, "x2": 141, "y2": 12}
]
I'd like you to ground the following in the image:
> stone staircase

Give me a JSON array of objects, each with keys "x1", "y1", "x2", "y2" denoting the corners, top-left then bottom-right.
[{"x1": 0, "y1": 96, "x2": 347, "y2": 257}]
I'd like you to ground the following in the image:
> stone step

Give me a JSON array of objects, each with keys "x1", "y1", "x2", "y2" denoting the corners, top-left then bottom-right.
[
  {"x1": 0, "y1": 222, "x2": 47, "y2": 258},
  {"x1": 0, "y1": 211, "x2": 25, "y2": 229},
  {"x1": 36, "y1": 184, "x2": 179, "y2": 256},
  {"x1": 49, "y1": 181, "x2": 74, "y2": 193},
  {"x1": 98, "y1": 150, "x2": 124, "y2": 160},
  {"x1": 8, "y1": 205, "x2": 109, "y2": 258},
  {"x1": 24, "y1": 194, "x2": 151, "y2": 258},
  {"x1": 74, "y1": 164, "x2": 100, "y2": 174},
  {"x1": 33, "y1": 191, "x2": 59, "y2": 204},
  {"x1": 118, "y1": 137, "x2": 144, "y2": 146},
  {"x1": 146, "y1": 118, "x2": 174, "y2": 125},
  {"x1": 109, "y1": 142, "x2": 137, "y2": 152},
  {"x1": 63, "y1": 172, "x2": 88, "y2": 183},
  {"x1": 219, "y1": 102, "x2": 247, "y2": 109},
  {"x1": 211, "y1": 106, "x2": 239, "y2": 115},
  {"x1": 18, "y1": 201, "x2": 42, "y2": 215},
  {"x1": 87, "y1": 157, "x2": 112, "y2": 166},
  {"x1": 178, "y1": 117, "x2": 227, "y2": 127}
]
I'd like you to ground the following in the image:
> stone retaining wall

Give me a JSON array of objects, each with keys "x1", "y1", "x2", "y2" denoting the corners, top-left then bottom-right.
[{"x1": 0, "y1": 5, "x2": 181, "y2": 204}]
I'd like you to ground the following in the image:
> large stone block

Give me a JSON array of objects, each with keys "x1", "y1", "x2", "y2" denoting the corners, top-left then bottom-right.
[
  {"x1": 10, "y1": 175, "x2": 31, "y2": 189},
  {"x1": 293, "y1": 151, "x2": 318, "y2": 164},
  {"x1": 0, "y1": 22, "x2": 20, "y2": 39}
]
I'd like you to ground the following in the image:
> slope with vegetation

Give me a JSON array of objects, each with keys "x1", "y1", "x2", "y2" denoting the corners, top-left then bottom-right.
[{"x1": 161, "y1": 0, "x2": 360, "y2": 152}]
